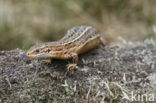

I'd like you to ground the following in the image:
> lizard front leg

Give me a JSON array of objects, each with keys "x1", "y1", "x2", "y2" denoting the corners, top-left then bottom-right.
[
  {"x1": 66, "y1": 52, "x2": 78, "y2": 72},
  {"x1": 49, "y1": 58, "x2": 53, "y2": 64}
]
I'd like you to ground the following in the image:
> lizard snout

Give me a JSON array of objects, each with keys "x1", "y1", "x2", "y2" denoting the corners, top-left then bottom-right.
[
  {"x1": 26, "y1": 52, "x2": 32, "y2": 58},
  {"x1": 26, "y1": 52, "x2": 30, "y2": 57}
]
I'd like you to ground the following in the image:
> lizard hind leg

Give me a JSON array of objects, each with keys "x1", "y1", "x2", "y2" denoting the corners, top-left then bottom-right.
[{"x1": 100, "y1": 36, "x2": 106, "y2": 46}]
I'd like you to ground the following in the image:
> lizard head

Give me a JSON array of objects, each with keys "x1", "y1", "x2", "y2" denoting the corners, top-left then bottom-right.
[{"x1": 26, "y1": 44, "x2": 52, "y2": 59}]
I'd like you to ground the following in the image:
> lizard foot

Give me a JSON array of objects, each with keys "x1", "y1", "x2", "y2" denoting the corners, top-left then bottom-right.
[
  {"x1": 65, "y1": 63, "x2": 77, "y2": 75},
  {"x1": 66, "y1": 63, "x2": 77, "y2": 72}
]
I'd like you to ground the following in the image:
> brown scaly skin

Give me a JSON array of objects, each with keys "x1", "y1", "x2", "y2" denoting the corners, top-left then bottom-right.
[{"x1": 26, "y1": 25, "x2": 105, "y2": 72}]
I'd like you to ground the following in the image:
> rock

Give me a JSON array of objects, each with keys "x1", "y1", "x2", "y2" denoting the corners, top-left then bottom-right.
[{"x1": 0, "y1": 39, "x2": 156, "y2": 103}]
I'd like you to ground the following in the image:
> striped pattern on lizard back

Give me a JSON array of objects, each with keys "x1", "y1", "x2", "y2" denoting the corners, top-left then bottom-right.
[{"x1": 28, "y1": 25, "x2": 100, "y2": 54}]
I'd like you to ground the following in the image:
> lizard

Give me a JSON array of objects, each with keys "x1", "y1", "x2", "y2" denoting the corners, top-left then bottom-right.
[{"x1": 26, "y1": 25, "x2": 105, "y2": 72}]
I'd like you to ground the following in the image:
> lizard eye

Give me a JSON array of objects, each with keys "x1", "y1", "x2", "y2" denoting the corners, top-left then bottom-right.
[{"x1": 35, "y1": 49, "x2": 40, "y2": 53}]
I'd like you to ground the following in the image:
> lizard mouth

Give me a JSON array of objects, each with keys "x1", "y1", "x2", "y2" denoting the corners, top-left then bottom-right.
[{"x1": 26, "y1": 52, "x2": 51, "y2": 59}]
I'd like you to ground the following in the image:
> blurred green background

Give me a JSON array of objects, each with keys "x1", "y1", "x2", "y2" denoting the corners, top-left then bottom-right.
[{"x1": 0, "y1": 0, "x2": 156, "y2": 50}]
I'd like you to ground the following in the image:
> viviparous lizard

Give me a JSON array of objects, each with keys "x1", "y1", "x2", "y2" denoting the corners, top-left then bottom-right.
[{"x1": 26, "y1": 25, "x2": 105, "y2": 71}]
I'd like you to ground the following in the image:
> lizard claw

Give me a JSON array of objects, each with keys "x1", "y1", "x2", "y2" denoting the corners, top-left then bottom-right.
[
  {"x1": 66, "y1": 63, "x2": 77, "y2": 73},
  {"x1": 64, "y1": 64, "x2": 77, "y2": 76}
]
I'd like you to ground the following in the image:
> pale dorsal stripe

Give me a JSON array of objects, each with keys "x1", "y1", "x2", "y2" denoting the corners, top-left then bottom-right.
[{"x1": 47, "y1": 26, "x2": 92, "y2": 46}]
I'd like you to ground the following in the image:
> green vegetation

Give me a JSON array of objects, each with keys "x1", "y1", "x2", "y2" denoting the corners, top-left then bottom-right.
[{"x1": 0, "y1": 0, "x2": 156, "y2": 49}]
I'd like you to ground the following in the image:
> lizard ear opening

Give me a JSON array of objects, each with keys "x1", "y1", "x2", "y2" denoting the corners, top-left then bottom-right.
[{"x1": 47, "y1": 49, "x2": 51, "y2": 53}]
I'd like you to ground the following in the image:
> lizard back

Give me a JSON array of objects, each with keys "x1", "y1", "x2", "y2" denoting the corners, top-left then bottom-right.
[{"x1": 27, "y1": 25, "x2": 100, "y2": 55}]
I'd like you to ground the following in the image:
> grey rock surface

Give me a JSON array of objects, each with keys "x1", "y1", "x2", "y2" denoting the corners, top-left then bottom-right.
[{"x1": 0, "y1": 39, "x2": 156, "y2": 103}]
